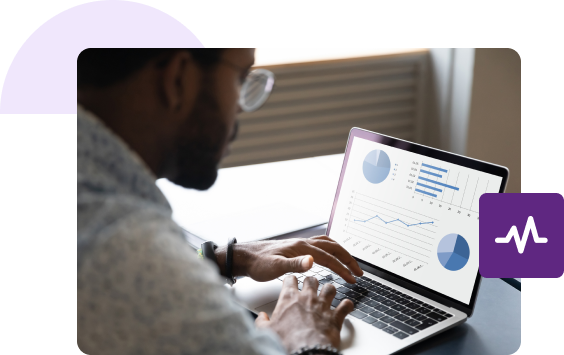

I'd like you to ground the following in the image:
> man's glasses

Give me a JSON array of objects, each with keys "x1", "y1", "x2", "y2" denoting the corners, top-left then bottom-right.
[
  {"x1": 220, "y1": 60, "x2": 275, "y2": 112},
  {"x1": 239, "y1": 69, "x2": 275, "y2": 112}
]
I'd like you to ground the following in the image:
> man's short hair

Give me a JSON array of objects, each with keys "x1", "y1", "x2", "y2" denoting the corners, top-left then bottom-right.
[{"x1": 77, "y1": 49, "x2": 224, "y2": 88}]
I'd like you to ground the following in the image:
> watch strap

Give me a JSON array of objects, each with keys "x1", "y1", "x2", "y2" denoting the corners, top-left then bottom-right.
[{"x1": 225, "y1": 237, "x2": 237, "y2": 285}]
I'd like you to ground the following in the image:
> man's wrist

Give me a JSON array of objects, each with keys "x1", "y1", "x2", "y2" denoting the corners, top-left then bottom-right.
[{"x1": 214, "y1": 243, "x2": 251, "y2": 277}]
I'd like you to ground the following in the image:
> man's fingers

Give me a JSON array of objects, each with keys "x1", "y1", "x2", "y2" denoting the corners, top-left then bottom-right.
[
  {"x1": 296, "y1": 242, "x2": 356, "y2": 283},
  {"x1": 318, "y1": 283, "x2": 337, "y2": 310},
  {"x1": 255, "y1": 312, "x2": 270, "y2": 328},
  {"x1": 333, "y1": 299, "x2": 354, "y2": 329},
  {"x1": 302, "y1": 276, "x2": 319, "y2": 294},
  {"x1": 307, "y1": 238, "x2": 364, "y2": 277},
  {"x1": 279, "y1": 275, "x2": 299, "y2": 299}
]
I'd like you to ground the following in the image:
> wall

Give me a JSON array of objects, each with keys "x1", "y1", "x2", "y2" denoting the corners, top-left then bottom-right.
[{"x1": 466, "y1": 49, "x2": 521, "y2": 193}]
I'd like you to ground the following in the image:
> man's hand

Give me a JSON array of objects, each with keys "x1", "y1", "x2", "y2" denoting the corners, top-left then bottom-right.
[
  {"x1": 255, "y1": 276, "x2": 353, "y2": 352},
  {"x1": 215, "y1": 236, "x2": 363, "y2": 283}
]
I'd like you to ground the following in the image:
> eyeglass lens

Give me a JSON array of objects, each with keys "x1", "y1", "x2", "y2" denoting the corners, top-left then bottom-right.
[{"x1": 239, "y1": 69, "x2": 275, "y2": 112}]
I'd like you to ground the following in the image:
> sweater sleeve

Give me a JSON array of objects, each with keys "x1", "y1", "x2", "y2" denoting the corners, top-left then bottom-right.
[{"x1": 77, "y1": 207, "x2": 286, "y2": 355}]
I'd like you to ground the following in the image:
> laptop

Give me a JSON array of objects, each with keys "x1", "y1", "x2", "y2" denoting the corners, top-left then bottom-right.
[{"x1": 232, "y1": 127, "x2": 509, "y2": 354}]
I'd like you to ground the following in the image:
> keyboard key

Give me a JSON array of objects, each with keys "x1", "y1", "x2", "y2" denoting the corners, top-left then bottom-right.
[
  {"x1": 358, "y1": 280, "x2": 371, "y2": 287},
  {"x1": 334, "y1": 292, "x2": 346, "y2": 300},
  {"x1": 331, "y1": 299, "x2": 340, "y2": 307},
  {"x1": 372, "y1": 321, "x2": 388, "y2": 329},
  {"x1": 381, "y1": 299, "x2": 397, "y2": 307},
  {"x1": 405, "y1": 303, "x2": 420, "y2": 309},
  {"x1": 436, "y1": 310, "x2": 446, "y2": 315},
  {"x1": 404, "y1": 295, "x2": 413, "y2": 300},
  {"x1": 386, "y1": 294, "x2": 401, "y2": 301},
  {"x1": 394, "y1": 314, "x2": 410, "y2": 322},
  {"x1": 372, "y1": 295, "x2": 387, "y2": 303},
  {"x1": 303, "y1": 271, "x2": 316, "y2": 277},
  {"x1": 365, "y1": 300, "x2": 380, "y2": 308},
  {"x1": 350, "y1": 310, "x2": 367, "y2": 319},
  {"x1": 359, "y1": 306, "x2": 375, "y2": 314},
  {"x1": 415, "y1": 307, "x2": 431, "y2": 314},
  {"x1": 336, "y1": 286, "x2": 348, "y2": 293},
  {"x1": 413, "y1": 300, "x2": 423, "y2": 304},
  {"x1": 298, "y1": 283, "x2": 303, "y2": 290},
  {"x1": 374, "y1": 304, "x2": 390, "y2": 312},
  {"x1": 445, "y1": 313, "x2": 453, "y2": 318},
  {"x1": 314, "y1": 275, "x2": 324, "y2": 281},
  {"x1": 384, "y1": 309, "x2": 400, "y2": 317},
  {"x1": 426, "y1": 312, "x2": 447, "y2": 322},
  {"x1": 309, "y1": 265, "x2": 323, "y2": 272},
  {"x1": 354, "y1": 287, "x2": 369, "y2": 295},
  {"x1": 365, "y1": 291, "x2": 377, "y2": 298},
  {"x1": 393, "y1": 332, "x2": 409, "y2": 339},
  {"x1": 390, "y1": 321, "x2": 419, "y2": 335},
  {"x1": 367, "y1": 285, "x2": 380, "y2": 291},
  {"x1": 343, "y1": 282, "x2": 356, "y2": 289},
  {"x1": 382, "y1": 327, "x2": 398, "y2": 334},
  {"x1": 319, "y1": 278, "x2": 331, "y2": 284},
  {"x1": 334, "y1": 278, "x2": 347, "y2": 285},
  {"x1": 360, "y1": 276, "x2": 372, "y2": 282},
  {"x1": 412, "y1": 314, "x2": 428, "y2": 321},
  {"x1": 395, "y1": 298, "x2": 410, "y2": 305},
  {"x1": 369, "y1": 311, "x2": 385, "y2": 319},
  {"x1": 391, "y1": 304, "x2": 407, "y2": 312},
  {"x1": 402, "y1": 309, "x2": 417, "y2": 316},
  {"x1": 405, "y1": 319, "x2": 422, "y2": 327},
  {"x1": 353, "y1": 303, "x2": 365, "y2": 310},
  {"x1": 318, "y1": 270, "x2": 331, "y2": 277},
  {"x1": 362, "y1": 316, "x2": 377, "y2": 324},
  {"x1": 381, "y1": 285, "x2": 391, "y2": 290},
  {"x1": 380, "y1": 316, "x2": 396, "y2": 323},
  {"x1": 415, "y1": 318, "x2": 438, "y2": 330},
  {"x1": 345, "y1": 290, "x2": 361, "y2": 300}
]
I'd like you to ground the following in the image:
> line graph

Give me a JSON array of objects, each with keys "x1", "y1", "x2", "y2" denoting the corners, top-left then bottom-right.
[
  {"x1": 495, "y1": 216, "x2": 547, "y2": 254},
  {"x1": 354, "y1": 214, "x2": 434, "y2": 227},
  {"x1": 342, "y1": 191, "x2": 440, "y2": 268}
]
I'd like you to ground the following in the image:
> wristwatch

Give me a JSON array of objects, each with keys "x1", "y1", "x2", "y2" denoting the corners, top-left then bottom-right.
[{"x1": 200, "y1": 240, "x2": 237, "y2": 286}]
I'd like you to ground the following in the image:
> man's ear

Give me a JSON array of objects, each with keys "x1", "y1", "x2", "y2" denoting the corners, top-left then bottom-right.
[{"x1": 158, "y1": 50, "x2": 199, "y2": 113}]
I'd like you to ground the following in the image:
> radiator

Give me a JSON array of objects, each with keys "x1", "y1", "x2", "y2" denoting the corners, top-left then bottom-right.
[{"x1": 221, "y1": 50, "x2": 429, "y2": 168}]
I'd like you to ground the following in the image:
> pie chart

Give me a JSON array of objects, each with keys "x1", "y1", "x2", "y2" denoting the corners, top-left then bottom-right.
[
  {"x1": 437, "y1": 233, "x2": 470, "y2": 271},
  {"x1": 363, "y1": 149, "x2": 391, "y2": 184}
]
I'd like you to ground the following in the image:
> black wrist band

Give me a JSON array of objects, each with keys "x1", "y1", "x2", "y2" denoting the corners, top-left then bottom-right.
[
  {"x1": 290, "y1": 344, "x2": 342, "y2": 355},
  {"x1": 225, "y1": 237, "x2": 237, "y2": 285}
]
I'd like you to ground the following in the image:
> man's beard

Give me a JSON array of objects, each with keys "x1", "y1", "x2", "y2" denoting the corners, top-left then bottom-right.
[{"x1": 169, "y1": 82, "x2": 231, "y2": 190}]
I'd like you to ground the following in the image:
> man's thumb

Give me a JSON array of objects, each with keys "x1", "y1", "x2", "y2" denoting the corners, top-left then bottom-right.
[
  {"x1": 290, "y1": 255, "x2": 313, "y2": 272},
  {"x1": 255, "y1": 312, "x2": 271, "y2": 328}
]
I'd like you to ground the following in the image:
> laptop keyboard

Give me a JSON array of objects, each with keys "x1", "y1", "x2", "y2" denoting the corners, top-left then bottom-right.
[{"x1": 276, "y1": 265, "x2": 453, "y2": 340}]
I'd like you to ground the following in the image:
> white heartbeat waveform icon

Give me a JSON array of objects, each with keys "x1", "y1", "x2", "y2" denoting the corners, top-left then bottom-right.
[{"x1": 495, "y1": 216, "x2": 547, "y2": 254}]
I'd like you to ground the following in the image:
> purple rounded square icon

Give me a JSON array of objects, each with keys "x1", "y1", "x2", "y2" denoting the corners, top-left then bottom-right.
[{"x1": 479, "y1": 193, "x2": 564, "y2": 278}]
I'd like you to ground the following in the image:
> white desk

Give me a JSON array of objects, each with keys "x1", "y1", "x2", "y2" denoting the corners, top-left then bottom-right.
[{"x1": 157, "y1": 154, "x2": 344, "y2": 245}]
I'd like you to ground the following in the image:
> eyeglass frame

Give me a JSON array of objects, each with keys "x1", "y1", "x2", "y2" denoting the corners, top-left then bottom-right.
[{"x1": 219, "y1": 60, "x2": 275, "y2": 112}]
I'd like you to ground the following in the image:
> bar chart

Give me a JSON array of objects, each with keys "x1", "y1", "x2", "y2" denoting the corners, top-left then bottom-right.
[{"x1": 411, "y1": 161, "x2": 491, "y2": 212}]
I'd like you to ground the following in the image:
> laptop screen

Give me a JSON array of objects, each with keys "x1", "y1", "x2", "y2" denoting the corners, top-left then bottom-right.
[{"x1": 328, "y1": 131, "x2": 506, "y2": 306}]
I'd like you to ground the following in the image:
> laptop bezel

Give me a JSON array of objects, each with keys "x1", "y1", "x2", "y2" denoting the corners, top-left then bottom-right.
[{"x1": 326, "y1": 127, "x2": 509, "y2": 317}]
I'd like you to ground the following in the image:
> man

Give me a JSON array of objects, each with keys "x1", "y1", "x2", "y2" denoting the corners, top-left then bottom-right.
[{"x1": 77, "y1": 48, "x2": 363, "y2": 355}]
